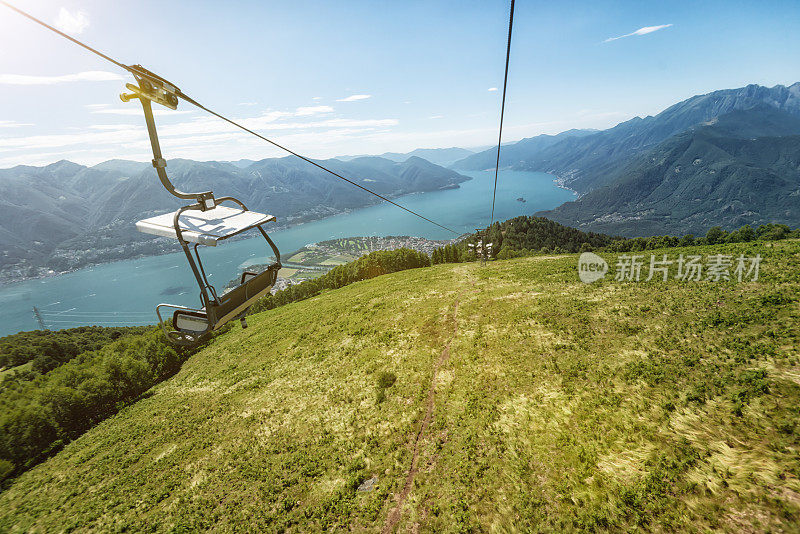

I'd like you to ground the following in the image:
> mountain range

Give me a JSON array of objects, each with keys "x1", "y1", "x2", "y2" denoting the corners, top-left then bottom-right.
[
  {"x1": 0, "y1": 156, "x2": 469, "y2": 279},
  {"x1": 452, "y1": 82, "x2": 800, "y2": 236},
  {"x1": 4, "y1": 81, "x2": 800, "y2": 279},
  {"x1": 536, "y1": 106, "x2": 800, "y2": 235},
  {"x1": 337, "y1": 147, "x2": 477, "y2": 167}
]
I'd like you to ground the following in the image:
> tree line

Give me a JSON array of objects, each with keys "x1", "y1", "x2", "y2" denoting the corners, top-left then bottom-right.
[
  {"x1": 431, "y1": 244, "x2": 464, "y2": 264},
  {"x1": 0, "y1": 328, "x2": 209, "y2": 486},
  {"x1": 428, "y1": 217, "x2": 799, "y2": 264},
  {"x1": 0, "y1": 326, "x2": 151, "y2": 377}
]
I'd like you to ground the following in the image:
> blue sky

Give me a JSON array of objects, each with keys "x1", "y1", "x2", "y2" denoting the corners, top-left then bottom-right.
[{"x1": 0, "y1": 0, "x2": 799, "y2": 167}]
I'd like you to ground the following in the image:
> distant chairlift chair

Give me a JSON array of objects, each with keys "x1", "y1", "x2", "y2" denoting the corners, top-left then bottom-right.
[{"x1": 121, "y1": 66, "x2": 281, "y2": 345}]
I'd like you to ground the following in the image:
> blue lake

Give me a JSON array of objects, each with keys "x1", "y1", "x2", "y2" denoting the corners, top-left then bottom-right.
[{"x1": 0, "y1": 170, "x2": 574, "y2": 336}]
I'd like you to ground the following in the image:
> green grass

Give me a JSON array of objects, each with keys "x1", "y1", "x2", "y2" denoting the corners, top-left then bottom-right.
[
  {"x1": 0, "y1": 361, "x2": 31, "y2": 379},
  {"x1": 1, "y1": 240, "x2": 799, "y2": 532}
]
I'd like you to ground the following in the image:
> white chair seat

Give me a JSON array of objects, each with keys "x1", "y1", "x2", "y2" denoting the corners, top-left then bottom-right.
[{"x1": 136, "y1": 205, "x2": 276, "y2": 246}]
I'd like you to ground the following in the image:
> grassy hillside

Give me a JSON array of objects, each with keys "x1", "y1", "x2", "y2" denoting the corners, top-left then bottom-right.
[{"x1": 1, "y1": 240, "x2": 799, "y2": 532}]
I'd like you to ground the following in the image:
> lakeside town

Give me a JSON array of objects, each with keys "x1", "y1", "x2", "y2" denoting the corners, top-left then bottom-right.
[{"x1": 224, "y1": 235, "x2": 464, "y2": 294}]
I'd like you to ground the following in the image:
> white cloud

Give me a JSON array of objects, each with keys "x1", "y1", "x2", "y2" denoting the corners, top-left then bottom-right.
[
  {"x1": 53, "y1": 8, "x2": 90, "y2": 34},
  {"x1": 0, "y1": 120, "x2": 33, "y2": 128},
  {"x1": 3, "y1": 89, "x2": 404, "y2": 164},
  {"x1": 488, "y1": 87, "x2": 498, "y2": 92},
  {"x1": 312, "y1": 118, "x2": 396, "y2": 128},
  {"x1": 0, "y1": 101, "x2": 399, "y2": 165},
  {"x1": 429, "y1": 115, "x2": 443, "y2": 119},
  {"x1": 155, "y1": 126, "x2": 390, "y2": 163},
  {"x1": 603, "y1": 24, "x2": 672, "y2": 43},
  {"x1": 0, "y1": 128, "x2": 144, "y2": 151},
  {"x1": 336, "y1": 94, "x2": 371, "y2": 102},
  {"x1": 0, "y1": 71, "x2": 123, "y2": 85},
  {"x1": 159, "y1": 116, "x2": 397, "y2": 138},
  {"x1": 312, "y1": 96, "x2": 322, "y2": 101},
  {"x1": 294, "y1": 105, "x2": 334, "y2": 116},
  {"x1": 88, "y1": 124, "x2": 139, "y2": 130},
  {"x1": 1, "y1": 98, "x2": 634, "y2": 165},
  {"x1": 89, "y1": 105, "x2": 195, "y2": 116}
]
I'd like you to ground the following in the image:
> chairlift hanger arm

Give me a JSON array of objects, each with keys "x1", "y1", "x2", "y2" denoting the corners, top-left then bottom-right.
[{"x1": 121, "y1": 72, "x2": 215, "y2": 208}]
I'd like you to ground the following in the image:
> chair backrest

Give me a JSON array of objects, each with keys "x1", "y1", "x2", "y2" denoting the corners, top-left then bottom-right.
[
  {"x1": 208, "y1": 265, "x2": 279, "y2": 329},
  {"x1": 241, "y1": 271, "x2": 258, "y2": 284}
]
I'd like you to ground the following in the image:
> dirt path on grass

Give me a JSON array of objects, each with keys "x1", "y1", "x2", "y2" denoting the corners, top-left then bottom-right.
[{"x1": 382, "y1": 294, "x2": 462, "y2": 534}]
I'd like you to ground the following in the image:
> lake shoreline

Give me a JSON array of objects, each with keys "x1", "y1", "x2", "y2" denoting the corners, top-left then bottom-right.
[
  {"x1": 0, "y1": 173, "x2": 578, "y2": 287},
  {"x1": 0, "y1": 170, "x2": 574, "y2": 336},
  {"x1": 0, "y1": 182, "x2": 476, "y2": 287}
]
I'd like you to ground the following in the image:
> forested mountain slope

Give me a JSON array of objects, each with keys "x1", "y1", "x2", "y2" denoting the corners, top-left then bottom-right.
[
  {"x1": 453, "y1": 82, "x2": 800, "y2": 195},
  {"x1": 537, "y1": 107, "x2": 800, "y2": 236}
]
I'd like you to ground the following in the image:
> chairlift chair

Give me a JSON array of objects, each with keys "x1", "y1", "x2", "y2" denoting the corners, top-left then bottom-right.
[{"x1": 122, "y1": 66, "x2": 281, "y2": 345}]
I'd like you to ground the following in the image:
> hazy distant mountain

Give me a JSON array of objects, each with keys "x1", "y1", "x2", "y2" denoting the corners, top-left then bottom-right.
[
  {"x1": 91, "y1": 159, "x2": 151, "y2": 175},
  {"x1": 0, "y1": 156, "x2": 470, "y2": 280},
  {"x1": 536, "y1": 106, "x2": 800, "y2": 236},
  {"x1": 223, "y1": 159, "x2": 257, "y2": 169},
  {"x1": 453, "y1": 83, "x2": 800, "y2": 195},
  {"x1": 450, "y1": 129, "x2": 598, "y2": 171},
  {"x1": 338, "y1": 147, "x2": 476, "y2": 167}
]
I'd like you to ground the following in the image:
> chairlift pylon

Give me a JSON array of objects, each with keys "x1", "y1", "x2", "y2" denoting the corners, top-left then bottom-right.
[
  {"x1": 122, "y1": 66, "x2": 281, "y2": 345},
  {"x1": 472, "y1": 229, "x2": 492, "y2": 264}
]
